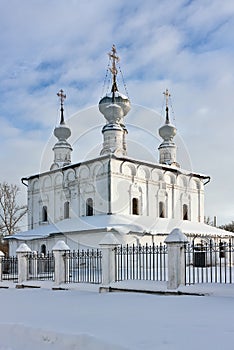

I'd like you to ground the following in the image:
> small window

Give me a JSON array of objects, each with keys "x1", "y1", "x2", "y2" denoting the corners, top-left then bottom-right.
[
  {"x1": 183, "y1": 204, "x2": 188, "y2": 220},
  {"x1": 64, "y1": 201, "x2": 70, "y2": 219},
  {"x1": 159, "y1": 201, "x2": 165, "y2": 218},
  {"x1": 42, "y1": 206, "x2": 48, "y2": 222},
  {"x1": 86, "y1": 198, "x2": 93, "y2": 216},
  {"x1": 132, "y1": 198, "x2": 139, "y2": 215}
]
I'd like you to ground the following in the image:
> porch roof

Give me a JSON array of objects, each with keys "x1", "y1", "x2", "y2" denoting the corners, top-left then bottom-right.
[{"x1": 6, "y1": 214, "x2": 232, "y2": 241}]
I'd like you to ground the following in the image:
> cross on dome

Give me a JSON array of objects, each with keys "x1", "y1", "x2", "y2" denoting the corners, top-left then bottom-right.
[
  {"x1": 108, "y1": 44, "x2": 119, "y2": 78},
  {"x1": 163, "y1": 89, "x2": 170, "y2": 109},
  {"x1": 57, "y1": 89, "x2": 66, "y2": 125},
  {"x1": 108, "y1": 44, "x2": 119, "y2": 96},
  {"x1": 163, "y1": 88, "x2": 171, "y2": 124},
  {"x1": 57, "y1": 89, "x2": 66, "y2": 106}
]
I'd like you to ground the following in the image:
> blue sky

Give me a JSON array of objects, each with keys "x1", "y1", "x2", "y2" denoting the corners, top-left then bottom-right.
[{"x1": 0, "y1": 0, "x2": 234, "y2": 226}]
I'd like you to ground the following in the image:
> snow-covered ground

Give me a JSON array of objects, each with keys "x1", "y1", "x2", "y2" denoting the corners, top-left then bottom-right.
[{"x1": 0, "y1": 281, "x2": 234, "y2": 350}]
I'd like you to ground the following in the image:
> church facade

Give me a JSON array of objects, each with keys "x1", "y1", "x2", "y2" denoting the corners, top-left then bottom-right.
[{"x1": 8, "y1": 46, "x2": 232, "y2": 255}]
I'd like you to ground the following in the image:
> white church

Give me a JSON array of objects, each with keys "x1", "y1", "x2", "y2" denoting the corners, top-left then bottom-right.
[{"x1": 8, "y1": 45, "x2": 232, "y2": 255}]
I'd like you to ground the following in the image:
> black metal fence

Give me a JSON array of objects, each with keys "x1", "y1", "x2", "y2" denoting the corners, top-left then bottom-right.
[
  {"x1": 185, "y1": 240, "x2": 234, "y2": 284},
  {"x1": 64, "y1": 249, "x2": 102, "y2": 284},
  {"x1": 2, "y1": 256, "x2": 18, "y2": 282},
  {"x1": 114, "y1": 243, "x2": 168, "y2": 282},
  {"x1": 27, "y1": 252, "x2": 54, "y2": 281}
]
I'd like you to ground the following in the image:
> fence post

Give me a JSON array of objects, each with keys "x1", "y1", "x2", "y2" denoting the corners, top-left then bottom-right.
[
  {"x1": 165, "y1": 228, "x2": 188, "y2": 290},
  {"x1": 0, "y1": 251, "x2": 5, "y2": 282},
  {"x1": 52, "y1": 240, "x2": 70, "y2": 286},
  {"x1": 99, "y1": 233, "x2": 120, "y2": 286},
  {"x1": 16, "y1": 243, "x2": 31, "y2": 284}
]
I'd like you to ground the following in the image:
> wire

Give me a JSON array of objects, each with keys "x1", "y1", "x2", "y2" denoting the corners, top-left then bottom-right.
[
  {"x1": 160, "y1": 93, "x2": 166, "y2": 118},
  {"x1": 100, "y1": 57, "x2": 111, "y2": 98},
  {"x1": 169, "y1": 95, "x2": 177, "y2": 126},
  {"x1": 118, "y1": 63, "x2": 130, "y2": 100}
]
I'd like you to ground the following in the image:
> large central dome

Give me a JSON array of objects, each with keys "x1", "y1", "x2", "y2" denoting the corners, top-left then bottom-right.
[{"x1": 99, "y1": 91, "x2": 131, "y2": 124}]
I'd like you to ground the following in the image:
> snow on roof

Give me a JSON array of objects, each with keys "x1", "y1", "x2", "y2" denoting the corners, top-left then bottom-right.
[
  {"x1": 4, "y1": 225, "x2": 56, "y2": 240},
  {"x1": 106, "y1": 91, "x2": 128, "y2": 99},
  {"x1": 7, "y1": 214, "x2": 232, "y2": 241},
  {"x1": 169, "y1": 219, "x2": 230, "y2": 237}
]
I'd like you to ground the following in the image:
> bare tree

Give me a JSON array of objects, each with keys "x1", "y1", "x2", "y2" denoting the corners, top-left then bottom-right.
[
  {"x1": 0, "y1": 182, "x2": 27, "y2": 236},
  {"x1": 219, "y1": 221, "x2": 234, "y2": 233}
]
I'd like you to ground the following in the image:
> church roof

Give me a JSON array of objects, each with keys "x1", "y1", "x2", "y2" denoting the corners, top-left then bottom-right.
[
  {"x1": 7, "y1": 214, "x2": 232, "y2": 241},
  {"x1": 21, "y1": 154, "x2": 210, "y2": 182}
]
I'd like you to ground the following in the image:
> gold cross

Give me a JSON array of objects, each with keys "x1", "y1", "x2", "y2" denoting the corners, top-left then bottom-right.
[
  {"x1": 108, "y1": 44, "x2": 119, "y2": 77},
  {"x1": 163, "y1": 89, "x2": 171, "y2": 108},
  {"x1": 57, "y1": 89, "x2": 66, "y2": 107}
]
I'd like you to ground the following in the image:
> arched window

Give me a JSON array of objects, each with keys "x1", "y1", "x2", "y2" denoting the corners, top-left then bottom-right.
[
  {"x1": 159, "y1": 201, "x2": 165, "y2": 218},
  {"x1": 132, "y1": 198, "x2": 139, "y2": 215},
  {"x1": 86, "y1": 198, "x2": 93, "y2": 216},
  {"x1": 42, "y1": 206, "x2": 48, "y2": 222},
  {"x1": 64, "y1": 201, "x2": 70, "y2": 219},
  {"x1": 41, "y1": 244, "x2": 46, "y2": 255},
  {"x1": 183, "y1": 204, "x2": 188, "y2": 220}
]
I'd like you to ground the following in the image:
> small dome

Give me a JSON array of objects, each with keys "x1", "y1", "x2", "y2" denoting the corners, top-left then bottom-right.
[
  {"x1": 159, "y1": 123, "x2": 176, "y2": 141},
  {"x1": 54, "y1": 124, "x2": 71, "y2": 141}
]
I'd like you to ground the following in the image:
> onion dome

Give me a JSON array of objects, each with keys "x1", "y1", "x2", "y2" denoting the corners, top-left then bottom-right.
[
  {"x1": 54, "y1": 122, "x2": 71, "y2": 142},
  {"x1": 99, "y1": 93, "x2": 131, "y2": 125}
]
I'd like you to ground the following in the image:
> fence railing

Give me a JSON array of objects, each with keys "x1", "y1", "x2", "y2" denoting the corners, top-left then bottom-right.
[
  {"x1": 64, "y1": 249, "x2": 102, "y2": 284},
  {"x1": 27, "y1": 252, "x2": 54, "y2": 281},
  {"x1": 114, "y1": 243, "x2": 168, "y2": 282},
  {"x1": 1, "y1": 237, "x2": 234, "y2": 288},
  {"x1": 185, "y1": 240, "x2": 234, "y2": 284},
  {"x1": 2, "y1": 256, "x2": 18, "y2": 282}
]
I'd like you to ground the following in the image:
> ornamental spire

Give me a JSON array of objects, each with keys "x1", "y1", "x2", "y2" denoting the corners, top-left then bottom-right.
[
  {"x1": 108, "y1": 44, "x2": 119, "y2": 98},
  {"x1": 51, "y1": 89, "x2": 72, "y2": 170},
  {"x1": 158, "y1": 88, "x2": 179, "y2": 167},
  {"x1": 57, "y1": 89, "x2": 66, "y2": 125},
  {"x1": 163, "y1": 88, "x2": 170, "y2": 124}
]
